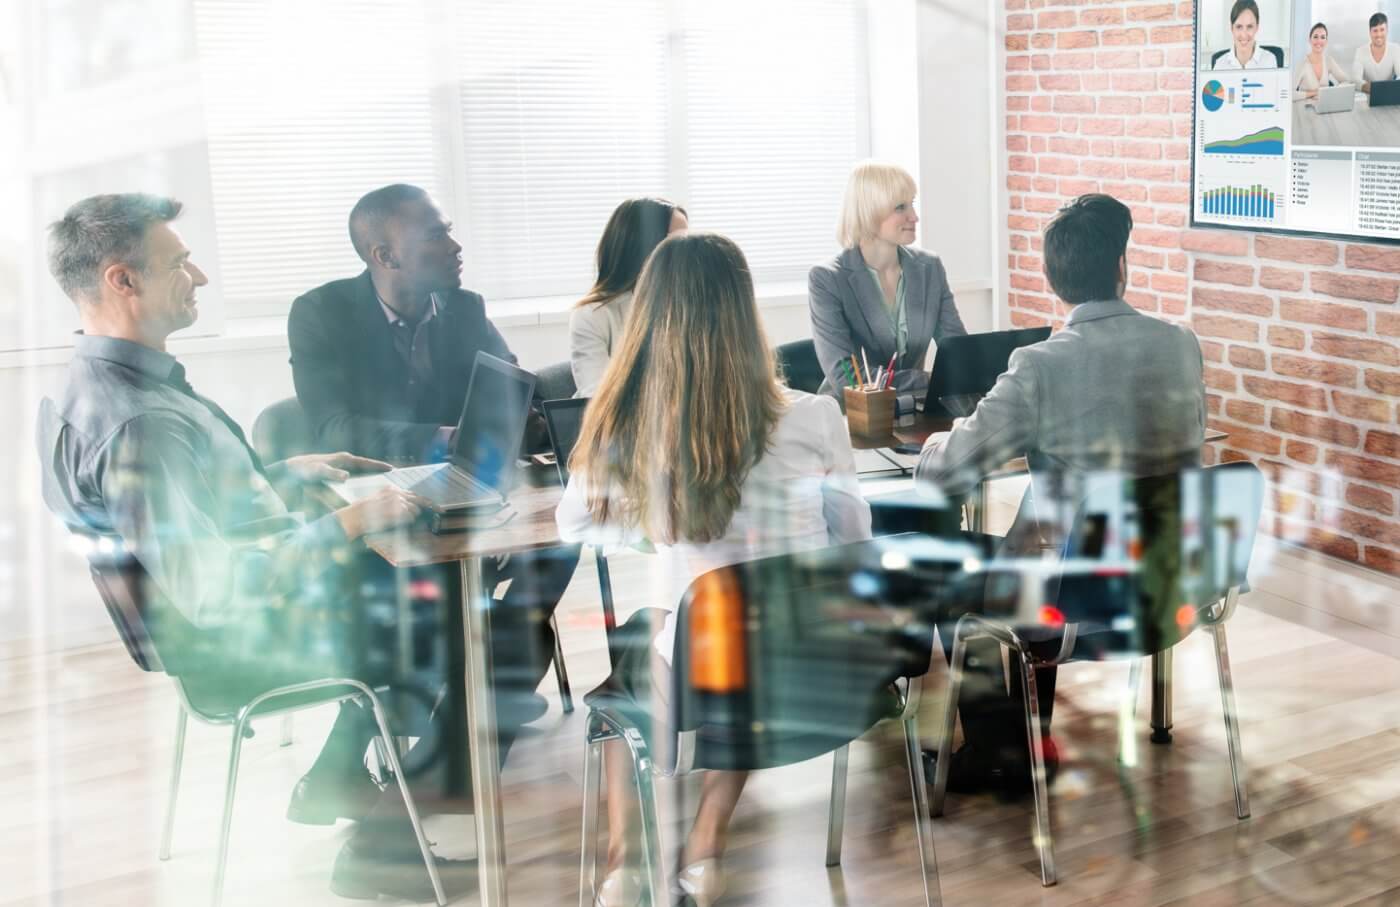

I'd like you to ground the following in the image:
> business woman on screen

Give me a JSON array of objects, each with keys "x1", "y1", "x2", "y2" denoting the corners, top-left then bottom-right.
[
  {"x1": 1294, "y1": 22, "x2": 1350, "y2": 97},
  {"x1": 808, "y1": 160, "x2": 966, "y2": 398},
  {"x1": 569, "y1": 197, "x2": 688, "y2": 397},
  {"x1": 1212, "y1": 0, "x2": 1280, "y2": 70}
]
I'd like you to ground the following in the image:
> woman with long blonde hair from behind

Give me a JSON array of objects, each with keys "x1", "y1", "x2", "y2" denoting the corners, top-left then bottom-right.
[{"x1": 557, "y1": 231, "x2": 872, "y2": 906}]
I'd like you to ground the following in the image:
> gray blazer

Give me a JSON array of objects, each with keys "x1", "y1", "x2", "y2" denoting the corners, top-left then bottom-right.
[
  {"x1": 917, "y1": 299, "x2": 1206, "y2": 547},
  {"x1": 808, "y1": 245, "x2": 967, "y2": 396}
]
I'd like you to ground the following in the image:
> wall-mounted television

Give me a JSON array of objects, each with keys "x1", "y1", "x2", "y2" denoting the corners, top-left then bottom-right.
[{"x1": 1191, "y1": 0, "x2": 1400, "y2": 244}]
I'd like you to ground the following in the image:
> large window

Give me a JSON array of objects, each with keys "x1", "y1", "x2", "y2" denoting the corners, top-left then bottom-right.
[{"x1": 16, "y1": 0, "x2": 872, "y2": 343}]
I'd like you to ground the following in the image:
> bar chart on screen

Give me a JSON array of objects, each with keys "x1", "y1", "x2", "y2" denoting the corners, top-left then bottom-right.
[{"x1": 1200, "y1": 182, "x2": 1281, "y2": 222}]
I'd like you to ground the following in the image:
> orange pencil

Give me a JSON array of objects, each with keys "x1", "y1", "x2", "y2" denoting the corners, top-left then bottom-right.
[{"x1": 850, "y1": 354, "x2": 864, "y2": 388}]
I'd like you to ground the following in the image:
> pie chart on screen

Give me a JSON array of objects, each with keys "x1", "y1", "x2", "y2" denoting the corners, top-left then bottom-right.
[{"x1": 1202, "y1": 80, "x2": 1226, "y2": 111}]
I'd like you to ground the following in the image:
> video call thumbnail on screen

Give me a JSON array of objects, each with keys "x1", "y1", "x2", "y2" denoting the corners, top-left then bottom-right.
[{"x1": 1192, "y1": 0, "x2": 1400, "y2": 242}]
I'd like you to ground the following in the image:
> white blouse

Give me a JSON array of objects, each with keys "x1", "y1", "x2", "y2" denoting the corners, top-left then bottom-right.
[
  {"x1": 555, "y1": 389, "x2": 873, "y2": 662},
  {"x1": 1214, "y1": 44, "x2": 1277, "y2": 70},
  {"x1": 1294, "y1": 55, "x2": 1351, "y2": 93},
  {"x1": 568, "y1": 293, "x2": 632, "y2": 397}
]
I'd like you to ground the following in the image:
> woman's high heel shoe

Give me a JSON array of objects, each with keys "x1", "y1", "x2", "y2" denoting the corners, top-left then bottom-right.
[
  {"x1": 594, "y1": 867, "x2": 642, "y2": 907},
  {"x1": 674, "y1": 858, "x2": 726, "y2": 907}
]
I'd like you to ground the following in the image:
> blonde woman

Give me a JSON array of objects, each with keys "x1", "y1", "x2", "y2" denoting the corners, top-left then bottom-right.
[
  {"x1": 808, "y1": 160, "x2": 966, "y2": 399},
  {"x1": 558, "y1": 232, "x2": 871, "y2": 906},
  {"x1": 569, "y1": 197, "x2": 688, "y2": 397},
  {"x1": 1294, "y1": 22, "x2": 1349, "y2": 98}
]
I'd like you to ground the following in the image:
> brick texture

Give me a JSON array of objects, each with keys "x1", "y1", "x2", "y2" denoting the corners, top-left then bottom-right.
[{"x1": 1003, "y1": 0, "x2": 1400, "y2": 573}]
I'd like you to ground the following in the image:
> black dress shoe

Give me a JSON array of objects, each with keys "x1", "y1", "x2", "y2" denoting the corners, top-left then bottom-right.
[
  {"x1": 923, "y1": 739, "x2": 1061, "y2": 800},
  {"x1": 286, "y1": 768, "x2": 383, "y2": 826},
  {"x1": 329, "y1": 840, "x2": 476, "y2": 901}
]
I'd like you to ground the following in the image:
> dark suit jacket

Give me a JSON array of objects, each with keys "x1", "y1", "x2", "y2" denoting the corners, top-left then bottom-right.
[
  {"x1": 288, "y1": 271, "x2": 527, "y2": 460},
  {"x1": 808, "y1": 246, "x2": 967, "y2": 397}
]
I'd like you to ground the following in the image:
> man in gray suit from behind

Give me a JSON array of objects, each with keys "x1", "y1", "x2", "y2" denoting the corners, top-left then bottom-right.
[{"x1": 916, "y1": 194, "x2": 1205, "y2": 791}]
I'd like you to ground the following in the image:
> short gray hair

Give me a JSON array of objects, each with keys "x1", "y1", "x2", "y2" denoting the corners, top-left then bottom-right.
[{"x1": 47, "y1": 193, "x2": 183, "y2": 302}]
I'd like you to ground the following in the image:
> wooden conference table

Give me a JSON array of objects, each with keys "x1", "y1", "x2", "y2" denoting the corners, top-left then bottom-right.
[{"x1": 346, "y1": 418, "x2": 1224, "y2": 906}]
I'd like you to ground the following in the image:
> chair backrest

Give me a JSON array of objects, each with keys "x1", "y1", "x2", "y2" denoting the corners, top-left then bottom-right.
[
  {"x1": 87, "y1": 547, "x2": 166, "y2": 673},
  {"x1": 535, "y1": 360, "x2": 577, "y2": 402},
  {"x1": 669, "y1": 538, "x2": 934, "y2": 771},
  {"x1": 251, "y1": 397, "x2": 315, "y2": 462},
  {"x1": 1052, "y1": 461, "x2": 1264, "y2": 657},
  {"x1": 776, "y1": 339, "x2": 824, "y2": 394}
]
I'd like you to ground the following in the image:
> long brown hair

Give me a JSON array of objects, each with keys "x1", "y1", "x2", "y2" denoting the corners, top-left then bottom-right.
[
  {"x1": 571, "y1": 231, "x2": 787, "y2": 544},
  {"x1": 576, "y1": 197, "x2": 685, "y2": 308}
]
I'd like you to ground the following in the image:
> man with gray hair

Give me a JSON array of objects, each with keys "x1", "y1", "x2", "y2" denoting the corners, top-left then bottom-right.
[{"x1": 38, "y1": 193, "x2": 476, "y2": 899}]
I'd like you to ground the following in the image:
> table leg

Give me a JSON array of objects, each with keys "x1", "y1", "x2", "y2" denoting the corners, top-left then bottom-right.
[
  {"x1": 1150, "y1": 649, "x2": 1173, "y2": 744},
  {"x1": 969, "y1": 478, "x2": 987, "y2": 534},
  {"x1": 461, "y1": 559, "x2": 508, "y2": 905}
]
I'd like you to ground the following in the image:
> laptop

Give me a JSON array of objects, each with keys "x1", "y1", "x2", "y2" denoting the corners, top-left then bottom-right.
[
  {"x1": 922, "y1": 327, "x2": 1051, "y2": 417},
  {"x1": 1370, "y1": 78, "x2": 1400, "y2": 107},
  {"x1": 336, "y1": 352, "x2": 536, "y2": 514},
  {"x1": 541, "y1": 397, "x2": 589, "y2": 485},
  {"x1": 1314, "y1": 83, "x2": 1355, "y2": 114}
]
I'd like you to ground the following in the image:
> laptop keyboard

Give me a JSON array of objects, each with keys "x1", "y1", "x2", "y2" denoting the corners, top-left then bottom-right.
[{"x1": 386, "y1": 464, "x2": 492, "y2": 499}]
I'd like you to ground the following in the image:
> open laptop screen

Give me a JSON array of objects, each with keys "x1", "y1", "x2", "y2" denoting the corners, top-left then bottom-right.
[
  {"x1": 451, "y1": 353, "x2": 536, "y2": 492},
  {"x1": 543, "y1": 397, "x2": 589, "y2": 484}
]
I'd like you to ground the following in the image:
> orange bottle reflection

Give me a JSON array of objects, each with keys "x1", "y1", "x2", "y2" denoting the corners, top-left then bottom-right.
[{"x1": 688, "y1": 568, "x2": 748, "y2": 693}]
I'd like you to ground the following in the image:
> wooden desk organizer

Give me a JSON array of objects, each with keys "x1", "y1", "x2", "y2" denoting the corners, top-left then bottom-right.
[{"x1": 843, "y1": 386, "x2": 896, "y2": 436}]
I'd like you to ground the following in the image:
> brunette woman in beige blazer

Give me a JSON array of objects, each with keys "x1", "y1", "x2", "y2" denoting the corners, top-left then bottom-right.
[
  {"x1": 1294, "y1": 22, "x2": 1351, "y2": 98},
  {"x1": 808, "y1": 161, "x2": 966, "y2": 399}
]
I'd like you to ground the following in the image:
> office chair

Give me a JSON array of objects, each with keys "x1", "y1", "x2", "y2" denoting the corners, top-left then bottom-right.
[
  {"x1": 81, "y1": 536, "x2": 445, "y2": 907},
  {"x1": 535, "y1": 359, "x2": 578, "y2": 402},
  {"x1": 578, "y1": 539, "x2": 943, "y2": 907},
  {"x1": 1211, "y1": 46, "x2": 1285, "y2": 68},
  {"x1": 776, "y1": 338, "x2": 825, "y2": 394},
  {"x1": 250, "y1": 394, "x2": 578, "y2": 714},
  {"x1": 250, "y1": 396, "x2": 316, "y2": 462},
  {"x1": 930, "y1": 462, "x2": 1264, "y2": 886}
]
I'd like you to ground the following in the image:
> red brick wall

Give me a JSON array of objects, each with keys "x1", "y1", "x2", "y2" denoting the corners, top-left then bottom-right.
[{"x1": 1003, "y1": 0, "x2": 1400, "y2": 575}]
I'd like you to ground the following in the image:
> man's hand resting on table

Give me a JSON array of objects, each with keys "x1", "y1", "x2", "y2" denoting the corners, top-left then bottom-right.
[
  {"x1": 335, "y1": 487, "x2": 433, "y2": 540},
  {"x1": 280, "y1": 452, "x2": 394, "y2": 484}
]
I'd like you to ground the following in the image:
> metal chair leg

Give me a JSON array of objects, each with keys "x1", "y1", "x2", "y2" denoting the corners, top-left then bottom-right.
[
  {"x1": 628, "y1": 735, "x2": 668, "y2": 907},
  {"x1": 578, "y1": 733, "x2": 604, "y2": 907},
  {"x1": 1211, "y1": 624, "x2": 1251, "y2": 819},
  {"x1": 903, "y1": 718, "x2": 943, "y2": 907},
  {"x1": 1120, "y1": 658, "x2": 1145, "y2": 766},
  {"x1": 211, "y1": 710, "x2": 252, "y2": 907},
  {"x1": 930, "y1": 632, "x2": 968, "y2": 817},
  {"x1": 159, "y1": 705, "x2": 188, "y2": 861},
  {"x1": 365, "y1": 694, "x2": 447, "y2": 906},
  {"x1": 825, "y1": 744, "x2": 850, "y2": 867},
  {"x1": 1019, "y1": 655, "x2": 1056, "y2": 887},
  {"x1": 279, "y1": 714, "x2": 294, "y2": 747},
  {"x1": 552, "y1": 613, "x2": 575, "y2": 714}
]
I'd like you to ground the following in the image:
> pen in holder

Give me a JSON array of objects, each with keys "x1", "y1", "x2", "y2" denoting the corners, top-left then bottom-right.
[{"x1": 843, "y1": 386, "x2": 896, "y2": 436}]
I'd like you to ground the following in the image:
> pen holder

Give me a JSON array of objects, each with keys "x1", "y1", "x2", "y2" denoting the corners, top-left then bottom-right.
[{"x1": 843, "y1": 386, "x2": 896, "y2": 437}]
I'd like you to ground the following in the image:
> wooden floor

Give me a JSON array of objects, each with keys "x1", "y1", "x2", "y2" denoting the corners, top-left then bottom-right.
[{"x1": 7, "y1": 517, "x2": 1400, "y2": 906}]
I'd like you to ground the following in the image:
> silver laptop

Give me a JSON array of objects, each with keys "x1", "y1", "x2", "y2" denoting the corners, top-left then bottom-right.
[
  {"x1": 337, "y1": 352, "x2": 536, "y2": 513},
  {"x1": 1314, "y1": 83, "x2": 1355, "y2": 114}
]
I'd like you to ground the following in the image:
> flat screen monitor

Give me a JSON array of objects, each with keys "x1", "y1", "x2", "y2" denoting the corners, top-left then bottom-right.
[{"x1": 1191, "y1": 0, "x2": 1400, "y2": 245}]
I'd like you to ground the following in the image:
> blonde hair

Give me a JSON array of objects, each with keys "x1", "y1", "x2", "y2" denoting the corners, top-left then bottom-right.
[
  {"x1": 836, "y1": 161, "x2": 917, "y2": 248},
  {"x1": 571, "y1": 231, "x2": 787, "y2": 544}
]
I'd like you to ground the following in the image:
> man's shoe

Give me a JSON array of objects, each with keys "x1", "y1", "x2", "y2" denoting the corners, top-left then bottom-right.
[
  {"x1": 328, "y1": 840, "x2": 476, "y2": 901},
  {"x1": 922, "y1": 745, "x2": 998, "y2": 795},
  {"x1": 286, "y1": 768, "x2": 383, "y2": 826}
]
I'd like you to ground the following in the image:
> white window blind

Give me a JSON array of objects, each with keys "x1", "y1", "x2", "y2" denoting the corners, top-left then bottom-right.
[
  {"x1": 195, "y1": 0, "x2": 445, "y2": 313},
  {"x1": 450, "y1": 0, "x2": 671, "y2": 302},
  {"x1": 678, "y1": 0, "x2": 869, "y2": 283}
]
